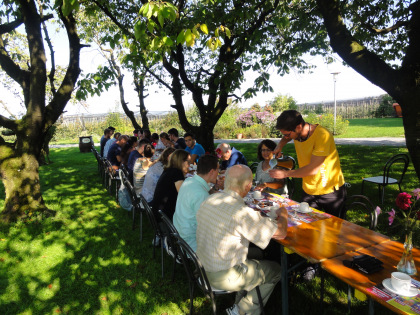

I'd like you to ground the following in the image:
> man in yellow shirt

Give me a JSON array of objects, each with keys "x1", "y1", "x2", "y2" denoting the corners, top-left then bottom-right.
[{"x1": 271, "y1": 110, "x2": 346, "y2": 217}]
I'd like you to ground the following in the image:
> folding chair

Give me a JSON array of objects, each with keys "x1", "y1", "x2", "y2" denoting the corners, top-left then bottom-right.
[
  {"x1": 173, "y1": 234, "x2": 265, "y2": 315},
  {"x1": 121, "y1": 170, "x2": 144, "y2": 241},
  {"x1": 361, "y1": 153, "x2": 409, "y2": 204}
]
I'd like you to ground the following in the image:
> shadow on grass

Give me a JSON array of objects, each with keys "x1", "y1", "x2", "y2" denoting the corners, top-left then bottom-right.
[{"x1": 0, "y1": 145, "x2": 417, "y2": 314}]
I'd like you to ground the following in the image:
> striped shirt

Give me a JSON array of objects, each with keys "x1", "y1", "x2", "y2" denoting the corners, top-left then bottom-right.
[{"x1": 196, "y1": 190, "x2": 277, "y2": 272}]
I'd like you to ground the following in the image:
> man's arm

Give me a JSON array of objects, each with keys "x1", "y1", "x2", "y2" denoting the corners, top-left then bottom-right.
[
  {"x1": 273, "y1": 137, "x2": 292, "y2": 158},
  {"x1": 189, "y1": 154, "x2": 198, "y2": 164},
  {"x1": 271, "y1": 207, "x2": 288, "y2": 240},
  {"x1": 269, "y1": 155, "x2": 326, "y2": 179}
]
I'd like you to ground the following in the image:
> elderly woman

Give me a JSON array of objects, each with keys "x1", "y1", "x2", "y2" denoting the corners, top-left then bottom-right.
[
  {"x1": 141, "y1": 147, "x2": 176, "y2": 203},
  {"x1": 254, "y1": 139, "x2": 288, "y2": 195},
  {"x1": 152, "y1": 149, "x2": 190, "y2": 221}
]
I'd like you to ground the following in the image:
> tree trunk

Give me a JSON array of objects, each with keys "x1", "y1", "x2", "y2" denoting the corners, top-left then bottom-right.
[
  {"x1": 134, "y1": 72, "x2": 149, "y2": 130},
  {"x1": 0, "y1": 140, "x2": 51, "y2": 222},
  {"x1": 395, "y1": 89, "x2": 420, "y2": 180}
]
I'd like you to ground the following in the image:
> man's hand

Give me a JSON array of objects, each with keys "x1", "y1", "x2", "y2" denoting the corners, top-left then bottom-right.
[
  {"x1": 268, "y1": 168, "x2": 288, "y2": 179},
  {"x1": 273, "y1": 137, "x2": 291, "y2": 158}
]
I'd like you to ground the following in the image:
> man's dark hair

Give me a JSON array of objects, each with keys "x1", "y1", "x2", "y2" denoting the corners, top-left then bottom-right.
[
  {"x1": 118, "y1": 135, "x2": 129, "y2": 142},
  {"x1": 143, "y1": 129, "x2": 151, "y2": 140},
  {"x1": 139, "y1": 138, "x2": 151, "y2": 145},
  {"x1": 104, "y1": 128, "x2": 111, "y2": 136},
  {"x1": 275, "y1": 110, "x2": 305, "y2": 131},
  {"x1": 108, "y1": 126, "x2": 116, "y2": 131},
  {"x1": 151, "y1": 133, "x2": 159, "y2": 141},
  {"x1": 257, "y1": 139, "x2": 277, "y2": 161},
  {"x1": 143, "y1": 144, "x2": 155, "y2": 158},
  {"x1": 184, "y1": 132, "x2": 195, "y2": 139},
  {"x1": 133, "y1": 129, "x2": 139, "y2": 134},
  {"x1": 197, "y1": 154, "x2": 218, "y2": 175},
  {"x1": 114, "y1": 132, "x2": 121, "y2": 139},
  {"x1": 168, "y1": 128, "x2": 179, "y2": 137}
]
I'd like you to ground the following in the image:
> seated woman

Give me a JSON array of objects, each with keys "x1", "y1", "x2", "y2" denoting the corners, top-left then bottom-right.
[
  {"x1": 141, "y1": 147, "x2": 176, "y2": 204},
  {"x1": 152, "y1": 149, "x2": 190, "y2": 221},
  {"x1": 133, "y1": 144, "x2": 155, "y2": 195},
  {"x1": 254, "y1": 139, "x2": 288, "y2": 195}
]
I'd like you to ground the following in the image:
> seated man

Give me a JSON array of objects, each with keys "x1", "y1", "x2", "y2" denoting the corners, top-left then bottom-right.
[
  {"x1": 173, "y1": 154, "x2": 220, "y2": 251},
  {"x1": 168, "y1": 128, "x2": 186, "y2": 149},
  {"x1": 126, "y1": 139, "x2": 150, "y2": 183},
  {"x1": 103, "y1": 132, "x2": 120, "y2": 158},
  {"x1": 196, "y1": 165, "x2": 288, "y2": 315},
  {"x1": 184, "y1": 132, "x2": 205, "y2": 164},
  {"x1": 107, "y1": 135, "x2": 129, "y2": 170},
  {"x1": 100, "y1": 128, "x2": 112, "y2": 157},
  {"x1": 216, "y1": 143, "x2": 247, "y2": 171}
]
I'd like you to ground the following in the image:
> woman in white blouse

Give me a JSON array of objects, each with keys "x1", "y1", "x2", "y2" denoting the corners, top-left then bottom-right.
[{"x1": 254, "y1": 139, "x2": 288, "y2": 195}]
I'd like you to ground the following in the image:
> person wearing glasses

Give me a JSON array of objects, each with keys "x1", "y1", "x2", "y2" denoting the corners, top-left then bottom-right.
[
  {"x1": 254, "y1": 139, "x2": 288, "y2": 195},
  {"x1": 270, "y1": 110, "x2": 346, "y2": 217}
]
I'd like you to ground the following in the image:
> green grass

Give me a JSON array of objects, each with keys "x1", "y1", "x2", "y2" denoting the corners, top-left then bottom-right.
[
  {"x1": 0, "y1": 144, "x2": 417, "y2": 314},
  {"x1": 337, "y1": 118, "x2": 404, "y2": 138}
]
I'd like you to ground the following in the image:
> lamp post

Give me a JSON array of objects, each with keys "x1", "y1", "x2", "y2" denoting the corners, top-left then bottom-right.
[{"x1": 331, "y1": 72, "x2": 340, "y2": 135}]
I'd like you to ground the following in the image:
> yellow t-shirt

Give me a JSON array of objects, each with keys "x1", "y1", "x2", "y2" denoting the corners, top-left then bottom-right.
[{"x1": 295, "y1": 125, "x2": 345, "y2": 195}]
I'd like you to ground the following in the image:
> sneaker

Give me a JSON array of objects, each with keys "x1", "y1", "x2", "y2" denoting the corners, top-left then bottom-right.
[
  {"x1": 226, "y1": 304, "x2": 240, "y2": 315},
  {"x1": 152, "y1": 235, "x2": 160, "y2": 247}
]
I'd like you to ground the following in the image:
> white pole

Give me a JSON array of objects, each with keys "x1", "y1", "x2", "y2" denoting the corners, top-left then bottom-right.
[{"x1": 331, "y1": 72, "x2": 340, "y2": 135}]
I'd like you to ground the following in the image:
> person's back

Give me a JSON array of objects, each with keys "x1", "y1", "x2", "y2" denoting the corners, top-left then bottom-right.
[{"x1": 173, "y1": 155, "x2": 219, "y2": 251}]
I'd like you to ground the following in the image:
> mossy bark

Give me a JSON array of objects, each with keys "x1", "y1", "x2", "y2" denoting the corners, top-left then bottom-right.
[{"x1": 0, "y1": 143, "x2": 50, "y2": 223}]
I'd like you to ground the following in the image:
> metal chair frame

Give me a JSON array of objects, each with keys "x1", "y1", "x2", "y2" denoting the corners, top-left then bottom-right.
[
  {"x1": 139, "y1": 195, "x2": 166, "y2": 278},
  {"x1": 121, "y1": 170, "x2": 144, "y2": 242},
  {"x1": 361, "y1": 153, "x2": 409, "y2": 204},
  {"x1": 173, "y1": 233, "x2": 265, "y2": 315}
]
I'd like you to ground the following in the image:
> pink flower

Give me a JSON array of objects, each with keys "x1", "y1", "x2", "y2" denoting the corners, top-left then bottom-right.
[
  {"x1": 375, "y1": 206, "x2": 381, "y2": 216},
  {"x1": 412, "y1": 188, "x2": 420, "y2": 200},
  {"x1": 388, "y1": 209, "x2": 396, "y2": 225},
  {"x1": 396, "y1": 192, "x2": 412, "y2": 210}
]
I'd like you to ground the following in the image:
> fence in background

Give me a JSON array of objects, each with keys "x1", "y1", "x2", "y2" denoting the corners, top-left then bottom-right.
[
  {"x1": 59, "y1": 111, "x2": 172, "y2": 126},
  {"x1": 299, "y1": 95, "x2": 385, "y2": 119}
]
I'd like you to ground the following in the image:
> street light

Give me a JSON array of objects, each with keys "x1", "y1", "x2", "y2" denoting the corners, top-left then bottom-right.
[{"x1": 331, "y1": 72, "x2": 340, "y2": 135}]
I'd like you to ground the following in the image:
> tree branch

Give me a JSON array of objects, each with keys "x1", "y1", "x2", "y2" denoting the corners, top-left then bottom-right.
[
  {"x1": 0, "y1": 14, "x2": 53, "y2": 35},
  {"x1": 0, "y1": 114, "x2": 18, "y2": 130},
  {"x1": 316, "y1": 0, "x2": 397, "y2": 94},
  {"x1": 362, "y1": 20, "x2": 409, "y2": 34},
  {"x1": 44, "y1": 8, "x2": 82, "y2": 127}
]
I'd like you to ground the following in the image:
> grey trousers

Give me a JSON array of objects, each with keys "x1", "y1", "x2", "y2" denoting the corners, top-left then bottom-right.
[{"x1": 206, "y1": 259, "x2": 281, "y2": 315}]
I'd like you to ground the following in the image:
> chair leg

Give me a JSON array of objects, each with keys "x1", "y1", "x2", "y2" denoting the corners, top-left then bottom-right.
[
  {"x1": 320, "y1": 268, "x2": 324, "y2": 310},
  {"x1": 381, "y1": 185, "x2": 385, "y2": 205},
  {"x1": 132, "y1": 207, "x2": 136, "y2": 230},
  {"x1": 256, "y1": 286, "x2": 265, "y2": 315},
  {"x1": 139, "y1": 211, "x2": 143, "y2": 242},
  {"x1": 347, "y1": 285, "x2": 352, "y2": 312},
  {"x1": 161, "y1": 240, "x2": 164, "y2": 278}
]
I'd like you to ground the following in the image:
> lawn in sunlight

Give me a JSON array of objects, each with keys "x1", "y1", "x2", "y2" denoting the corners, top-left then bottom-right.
[{"x1": 0, "y1": 144, "x2": 417, "y2": 314}]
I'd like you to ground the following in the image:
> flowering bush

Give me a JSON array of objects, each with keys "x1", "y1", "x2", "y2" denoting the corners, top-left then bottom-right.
[
  {"x1": 388, "y1": 189, "x2": 420, "y2": 230},
  {"x1": 236, "y1": 109, "x2": 275, "y2": 128}
]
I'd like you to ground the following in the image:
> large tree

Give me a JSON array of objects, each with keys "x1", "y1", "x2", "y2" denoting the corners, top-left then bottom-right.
[
  {"x1": 0, "y1": 0, "x2": 83, "y2": 222},
  {"x1": 87, "y1": 0, "x2": 328, "y2": 152},
  {"x1": 316, "y1": 0, "x2": 420, "y2": 179}
]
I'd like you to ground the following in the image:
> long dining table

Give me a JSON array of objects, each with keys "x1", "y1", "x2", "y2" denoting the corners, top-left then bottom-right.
[{"x1": 246, "y1": 192, "x2": 395, "y2": 314}]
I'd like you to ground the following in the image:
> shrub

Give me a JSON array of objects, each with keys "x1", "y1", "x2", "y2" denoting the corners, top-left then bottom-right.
[
  {"x1": 305, "y1": 113, "x2": 349, "y2": 135},
  {"x1": 373, "y1": 94, "x2": 395, "y2": 118}
]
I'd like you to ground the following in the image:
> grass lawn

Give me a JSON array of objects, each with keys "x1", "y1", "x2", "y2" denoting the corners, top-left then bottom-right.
[
  {"x1": 0, "y1": 144, "x2": 418, "y2": 314},
  {"x1": 337, "y1": 118, "x2": 404, "y2": 138}
]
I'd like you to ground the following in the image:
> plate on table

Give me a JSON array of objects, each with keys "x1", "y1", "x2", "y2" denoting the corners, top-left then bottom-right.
[
  {"x1": 382, "y1": 278, "x2": 419, "y2": 297},
  {"x1": 296, "y1": 207, "x2": 313, "y2": 214},
  {"x1": 256, "y1": 200, "x2": 273, "y2": 211}
]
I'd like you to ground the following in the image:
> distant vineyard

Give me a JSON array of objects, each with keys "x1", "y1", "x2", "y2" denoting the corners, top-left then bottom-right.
[{"x1": 298, "y1": 94, "x2": 386, "y2": 119}]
